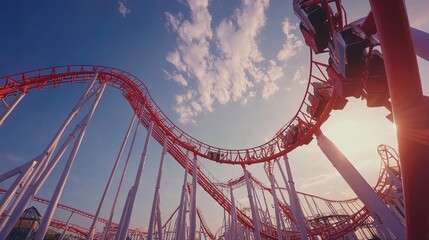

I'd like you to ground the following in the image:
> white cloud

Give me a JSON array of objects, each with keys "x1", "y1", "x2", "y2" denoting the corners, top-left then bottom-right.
[
  {"x1": 163, "y1": 70, "x2": 188, "y2": 86},
  {"x1": 165, "y1": 0, "x2": 303, "y2": 123},
  {"x1": 173, "y1": 90, "x2": 201, "y2": 124},
  {"x1": 166, "y1": 50, "x2": 187, "y2": 72},
  {"x1": 300, "y1": 172, "x2": 339, "y2": 189},
  {"x1": 277, "y1": 19, "x2": 303, "y2": 62},
  {"x1": 165, "y1": 12, "x2": 182, "y2": 31},
  {"x1": 293, "y1": 66, "x2": 306, "y2": 84},
  {"x1": 118, "y1": 1, "x2": 130, "y2": 18},
  {"x1": 262, "y1": 60, "x2": 283, "y2": 99}
]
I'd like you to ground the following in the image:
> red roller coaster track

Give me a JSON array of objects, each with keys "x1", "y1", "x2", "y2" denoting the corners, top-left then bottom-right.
[
  {"x1": 0, "y1": 54, "x2": 336, "y2": 166},
  {"x1": 0, "y1": 144, "x2": 400, "y2": 239},
  {"x1": 1, "y1": 0, "x2": 427, "y2": 238}
]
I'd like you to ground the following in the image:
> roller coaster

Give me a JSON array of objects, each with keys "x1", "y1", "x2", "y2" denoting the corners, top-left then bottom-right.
[{"x1": 0, "y1": 0, "x2": 428, "y2": 239}]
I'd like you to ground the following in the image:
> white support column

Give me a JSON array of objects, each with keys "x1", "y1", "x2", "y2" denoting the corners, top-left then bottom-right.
[
  {"x1": 230, "y1": 187, "x2": 238, "y2": 240},
  {"x1": 283, "y1": 156, "x2": 308, "y2": 240},
  {"x1": 269, "y1": 173, "x2": 283, "y2": 240},
  {"x1": 105, "y1": 123, "x2": 141, "y2": 239},
  {"x1": 316, "y1": 131, "x2": 405, "y2": 239},
  {"x1": 180, "y1": 189, "x2": 189, "y2": 240},
  {"x1": 117, "y1": 120, "x2": 154, "y2": 240},
  {"x1": 222, "y1": 208, "x2": 227, "y2": 239},
  {"x1": 36, "y1": 83, "x2": 106, "y2": 240},
  {"x1": 260, "y1": 189, "x2": 273, "y2": 225},
  {"x1": 175, "y1": 150, "x2": 191, "y2": 240},
  {"x1": 0, "y1": 160, "x2": 34, "y2": 183},
  {"x1": 245, "y1": 228, "x2": 250, "y2": 240},
  {"x1": 189, "y1": 154, "x2": 198, "y2": 240},
  {"x1": 59, "y1": 212, "x2": 74, "y2": 240},
  {"x1": 0, "y1": 92, "x2": 25, "y2": 126},
  {"x1": 0, "y1": 122, "x2": 82, "y2": 235},
  {"x1": 227, "y1": 209, "x2": 232, "y2": 240},
  {"x1": 0, "y1": 160, "x2": 35, "y2": 216},
  {"x1": 272, "y1": 180, "x2": 289, "y2": 234},
  {"x1": 156, "y1": 197, "x2": 163, "y2": 240},
  {"x1": 276, "y1": 160, "x2": 298, "y2": 232},
  {"x1": 147, "y1": 136, "x2": 168, "y2": 240},
  {"x1": 7, "y1": 137, "x2": 70, "y2": 217},
  {"x1": 242, "y1": 167, "x2": 261, "y2": 240},
  {"x1": 86, "y1": 114, "x2": 137, "y2": 240},
  {"x1": 115, "y1": 187, "x2": 133, "y2": 240},
  {"x1": 0, "y1": 74, "x2": 100, "y2": 239}
]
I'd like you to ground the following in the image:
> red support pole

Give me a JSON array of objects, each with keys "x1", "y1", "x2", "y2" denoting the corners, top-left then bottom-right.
[{"x1": 369, "y1": 0, "x2": 429, "y2": 238}]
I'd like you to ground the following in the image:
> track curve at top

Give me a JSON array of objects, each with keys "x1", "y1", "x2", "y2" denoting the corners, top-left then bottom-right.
[{"x1": 0, "y1": 57, "x2": 336, "y2": 164}]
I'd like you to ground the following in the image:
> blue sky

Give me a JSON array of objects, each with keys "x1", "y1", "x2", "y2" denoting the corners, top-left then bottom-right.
[{"x1": 1, "y1": 0, "x2": 428, "y2": 233}]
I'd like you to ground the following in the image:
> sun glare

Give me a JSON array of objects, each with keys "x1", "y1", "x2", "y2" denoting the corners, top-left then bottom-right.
[{"x1": 322, "y1": 113, "x2": 395, "y2": 158}]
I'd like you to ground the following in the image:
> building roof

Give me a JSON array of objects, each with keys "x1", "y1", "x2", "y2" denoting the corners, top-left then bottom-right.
[{"x1": 21, "y1": 206, "x2": 42, "y2": 220}]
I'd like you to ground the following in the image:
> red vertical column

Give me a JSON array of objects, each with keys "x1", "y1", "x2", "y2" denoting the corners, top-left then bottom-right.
[{"x1": 369, "y1": 0, "x2": 429, "y2": 238}]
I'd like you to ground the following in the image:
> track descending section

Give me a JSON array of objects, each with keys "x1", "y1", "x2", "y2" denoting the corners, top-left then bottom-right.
[
  {"x1": 0, "y1": 189, "x2": 118, "y2": 229},
  {"x1": 215, "y1": 148, "x2": 399, "y2": 239},
  {"x1": 0, "y1": 61, "x2": 337, "y2": 165},
  {"x1": 0, "y1": 64, "x2": 406, "y2": 239},
  {"x1": 2, "y1": 0, "x2": 424, "y2": 238}
]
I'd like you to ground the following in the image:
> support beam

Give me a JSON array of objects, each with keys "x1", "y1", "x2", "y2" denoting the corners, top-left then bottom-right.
[
  {"x1": 0, "y1": 74, "x2": 100, "y2": 239},
  {"x1": 0, "y1": 160, "x2": 35, "y2": 184},
  {"x1": 189, "y1": 154, "x2": 198, "y2": 240},
  {"x1": 369, "y1": 1, "x2": 429, "y2": 238},
  {"x1": 59, "y1": 212, "x2": 74, "y2": 240},
  {"x1": 156, "y1": 197, "x2": 163, "y2": 240},
  {"x1": 117, "y1": 119, "x2": 154, "y2": 240},
  {"x1": 242, "y1": 166, "x2": 261, "y2": 240},
  {"x1": 0, "y1": 92, "x2": 25, "y2": 126},
  {"x1": 0, "y1": 127, "x2": 77, "y2": 232},
  {"x1": 229, "y1": 187, "x2": 238, "y2": 240},
  {"x1": 316, "y1": 131, "x2": 405, "y2": 239},
  {"x1": 176, "y1": 150, "x2": 191, "y2": 240},
  {"x1": 105, "y1": 123, "x2": 141, "y2": 239},
  {"x1": 115, "y1": 187, "x2": 133, "y2": 240},
  {"x1": 283, "y1": 156, "x2": 308, "y2": 240},
  {"x1": 268, "y1": 173, "x2": 283, "y2": 240},
  {"x1": 86, "y1": 114, "x2": 137, "y2": 240},
  {"x1": 276, "y1": 160, "x2": 298, "y2": 232},
  {"x1": 36, "y1": 83, "x2": 107, "y2": 240},
  {"x1": 147, "y1": 136, "x2": 168, "y2": 240},
  {"x1": 0, "y1": 161, "x2": 35, "y2": 217}
]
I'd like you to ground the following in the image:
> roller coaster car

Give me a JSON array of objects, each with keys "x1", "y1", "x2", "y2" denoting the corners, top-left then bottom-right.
[
  {"x1": 284, "y1": 123, "x2": 313, "y2": 146},
  {"x1": 285, "y1": 125, "x2": 299, "y2": 145},
  {"x1": 364, "y1": 50, "x2": 389, "y2": 107},
  {"x1": 327, "y1": 61, "x2": 363, "y2": 98},
  {"x1": 333, "y1": 26, "x2": 369, "y2": 79},
  {"x1": 307, "y1": 94, "x2": 324, "y2": 120},
  {"x1": 294, "y1": 2, "x2": 330, "y2": 53},
  {"x1": 207, "y1": 151, "x2": 221, "y2": 161},
  {"x1": 307, "y1": 82, "x2": 348, "y2": 116},
  {"x1": 307, "y1": 82, "x2": 330, "y2": 119}
]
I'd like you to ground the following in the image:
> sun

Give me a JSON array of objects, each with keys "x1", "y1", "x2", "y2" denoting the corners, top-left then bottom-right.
[{"x1": 320, "y1": 101, "x2": 397, "y2": 158}]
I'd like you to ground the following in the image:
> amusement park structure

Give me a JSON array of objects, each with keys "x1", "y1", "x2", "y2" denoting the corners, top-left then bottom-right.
[{"x1": 0, "y1": 0, "x2": 428, "y2": 239}]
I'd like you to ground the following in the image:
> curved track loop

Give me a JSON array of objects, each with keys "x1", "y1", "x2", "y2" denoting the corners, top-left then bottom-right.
[
  {"x1": 0, "y1": 58, "x2": 336, "y2": 165},
  {"x1": 0, "y1": 63, "x2": 388, "y2": 239}
]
